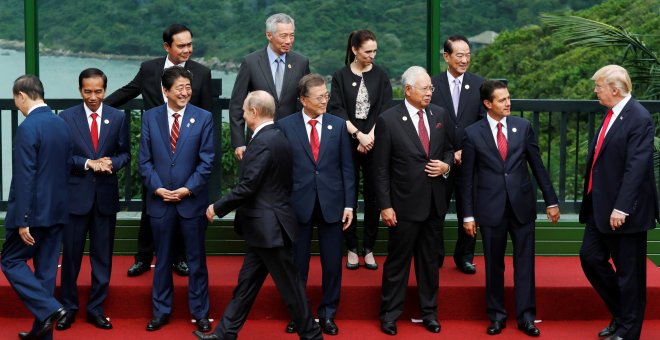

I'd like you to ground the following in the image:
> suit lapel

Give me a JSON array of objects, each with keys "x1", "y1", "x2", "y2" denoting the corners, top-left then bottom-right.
[
  {"x1": 317, "y1": 114, "x2": 332, "y2": 163},
  {"x1": 292, "y1": 113, "x2": 316, "y2": 164},
  {"x1": 280, "y1": 52, "x2": 296, "y2": 101},
  {"x1": 597, "y1": 105, "x2": 627, "y2": 157},
  {"x1": 427, "y1": 107, "x2": 441, "y2": 156},
  {"x1": 73, "y1": 105, "x2": 96, "y2": 156},
  {"x1": 478, "y1": 118, "x2": 502, "y2": 163},
  {"x1": 154, "y1": 58, "x2": 166, "y2": 106},
  {"x1": 258, "y1": 48, "x2": 278, "y2": 101},
  {"x1": 172, "y1": 107, "x2": 196, "y2": 161},
  {"x1": 96, "y1": 109, "x2": 112, "y2": 153},
  {"x1": 156, "y1": 106, "x2": 173, "y2": 158},
  {"x1": 457, "y1": 73, "x2": 473, "y2": 118},
  {"x1": 397, "y1": 103, "x2": 427, "y2": 156},
  {"x1": 437, "y1": 74, "x2": 456, "y2": 118}
]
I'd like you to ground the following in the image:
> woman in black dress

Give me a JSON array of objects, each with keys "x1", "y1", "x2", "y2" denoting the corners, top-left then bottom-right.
[{"x1": 328, "y1": 30, "x2": 392, "y2": 270}]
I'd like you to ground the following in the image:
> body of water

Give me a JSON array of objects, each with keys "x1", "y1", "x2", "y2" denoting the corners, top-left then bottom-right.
[{"x1": 0, "y1": 48, "x2": 236, "y2": 99}]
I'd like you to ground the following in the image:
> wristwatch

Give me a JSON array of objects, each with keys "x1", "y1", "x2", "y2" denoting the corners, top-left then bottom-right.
[{"x1": 351, "y1": 131, "x2": 360, "y2": 139}]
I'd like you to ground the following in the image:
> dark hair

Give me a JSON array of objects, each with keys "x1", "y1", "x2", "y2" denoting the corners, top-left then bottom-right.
[
  {"x1": 13, "y1": 75, "x2": 44, "y2": 100},
  {"x1": 443, "y1": 35, "x2": 470, "y2": 54},
  {"x1": 162, "y1": 66, "x2": 193, "y2": 90},
  {"x1": 78, "y1": 68, "x2": 107, "y2": 89},
  {"x1": 163, "y1": 24, "x2": 192, "y2": 46},
  {"x1": 298, "y1": 73, "x2": 326, "y2": 97},
  {"x1": 344, "y1": 30, "x2": 377, "y2": 65},
  {"x1": 480, "y1": 80, "x2": 508, "y2": 102}
]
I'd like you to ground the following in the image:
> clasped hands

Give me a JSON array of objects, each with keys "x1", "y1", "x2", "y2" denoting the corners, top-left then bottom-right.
[
  {"x1": 155, "y1": 187, "x2": 191, "y2": 202},
  {"x1": 89, "y1": 157, "x2": 113, "y2": 174},
  {"x1": 425, "y1": 159, "x2": 450, "y2": 177},
  {"x1": 462, "y1": 206, "x2": 561, "y2": 238},
  {"x1": 356, "y1": 131, "x2": 374, "y2": 154}
]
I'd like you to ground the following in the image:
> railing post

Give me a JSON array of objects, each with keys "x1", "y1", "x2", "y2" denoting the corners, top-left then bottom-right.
[
  {"x1": 427, "y1": 0, "x2": 441, "y2": 76},
  {"x1": 24, "y1": 0, "x2": 39, "y2": 76}
]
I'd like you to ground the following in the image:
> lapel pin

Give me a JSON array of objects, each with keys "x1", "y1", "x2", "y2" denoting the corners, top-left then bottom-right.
[
  {"x1": 352, "y1": 82, "x2": 357, "y2": 87},
  {"x1": 435, "y1": 122, "x2": 442, "y2": 129},
  {"x1": 104, "y1": 119, "x2": 109, "y2": 124},
  {"x1": 327, "y1": 125, "x2": 333, "y2": 130},
  {"x1": 288, "y1": 64, "x2": 292, "y2": 69},
  {"x1": 465, "y1": 84, "x2": 470, "y2": 90},
  {"x1": 186, "y1": 123, "x2": 190, "y2": 128},
  {"x1": 402, "y1": 116, "x2": 408, "y2": 121},
  {"x1": 190, "y1": 118, "x2": 195, "y2": 124},
  {"x1": 512, "y1": 127, "x2": 517, "y2": 133},
  {"x1": 619, "y1": 116, "x2": 623, "y2": 120},
  {"x1": 429, "y1": 110, "x2": 433, "y2": 116}
]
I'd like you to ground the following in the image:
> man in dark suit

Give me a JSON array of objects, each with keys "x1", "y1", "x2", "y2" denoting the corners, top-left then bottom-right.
[
  {"x1": 430, "y1": 35, "x2": 486, "y2": 274},
  {"x1": 195, "y1": 90, "x2": 322, "y2": 340},
  {"x1": 1, "y1": 75, "x2": 72, "y2": 340},
  {"x1": 55, "y1": 68, "x2": 130, "y2": 331},
  {"x1": 139, "y1": 66, "x2": 214, "y2": 333},
  {"x1": 460, "y1": 80, "x2": 560, "y2": 337},
  {"x1": 374, "y1": 66, "x2": 454, "y2": 336},
  {"x1": 105, "y1": 23, "x2": 213, "y2": 277},
  {"x1": 278, "y1": 74, "x2": 355, "y2": 335},
  {"x1": 579, "y1": 65, "x2": 659, "y2": 340},
  {"x1": 229, "y1": 13, "x2": 310, "y2": 161}
]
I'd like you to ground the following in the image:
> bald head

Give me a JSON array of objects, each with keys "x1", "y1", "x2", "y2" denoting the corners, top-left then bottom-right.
[{"x1": 243, "y1": 90, "x2": 276, "y2": 131}]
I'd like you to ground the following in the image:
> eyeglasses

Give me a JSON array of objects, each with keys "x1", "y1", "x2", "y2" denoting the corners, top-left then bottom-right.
[
  {"x1": 305, "y1": 94, "x2": 330, "y2": 103},
  {"x1": 411, "y1": 85, "x2": 435, "y2": 93}
]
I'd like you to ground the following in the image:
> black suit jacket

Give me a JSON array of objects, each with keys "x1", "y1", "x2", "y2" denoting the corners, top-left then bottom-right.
[
  {"x1": 431, "y1": 71, "x2": 486, "y2": 149},
  {"x1": 579, "y1": 97, "x2": 659, "y2": 233},
  {"x1": 374, "y1": 102, "x2": 454, "y2": 221},
  {"x1": 460, "y1": 116, "x2": 558, "y2": 226},
  {"x1": 328, "y1": 63, "x2": 393, "y2": 134},
  {"x1": 229, "y1": 47, "x2": 310, "y2": 148},
  {"x1": 105, "y1": 57, "x2": 213, "y2": 111},
  {"x1": 213, "y1": 124, "x2": 300, "y2": 248}
]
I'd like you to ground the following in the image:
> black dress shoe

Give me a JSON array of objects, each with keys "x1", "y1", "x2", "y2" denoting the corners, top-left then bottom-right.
[
  {"x1": 422, "y1": 319, "x2": 441, "y2": 333},
  {"x1": 286, "y1": 320, "x2": 296, "y2": 333},
  {"x1": 518, "y1": 321, "x2": 540, "y2": 337},
  {"x1": 487, "y1": 320, "x2": 506, "y2": 335},
  {"x1": 458, "y1": 261, "x2": 477, "y2": 274},
  {"x1": 173, "y1": 259, "x2": 190, "y2": 276},
  {"x1": 598, "y1": 319, "x2": 618, "y2": 337},
  {"x1": 604, "y1": 336, "x2": 623, "y2": 340},
  {"x1": 381, "y1": 321, "x2": 397, "y2": 336},
  {"x1": 127, "y1": 261, "x2": 150, "y2": 276},
  {"x1": 30, "y1": 307, "x2": 67, "y2": 339},
  {"x1": 56, "y1": 311, "x2": 76, "y2": 330},
  {"x1": 146, "y1": 316, "x2": 169, "y2": 331},
  {"x1": 87, "y1": 313, "x2": 112, "y2": 329},
  {"x1": 193, "y1": 330, "x2": 220, "y2": 340},
  {"x1": 319, "y1": 318, "x2": 338, "y2": 335},
  {"x1": 197, "y1": 318, "x2": 212, "y2": 332}
]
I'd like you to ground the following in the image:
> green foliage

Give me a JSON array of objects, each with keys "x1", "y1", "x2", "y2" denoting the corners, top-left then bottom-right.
[{"x1": 117, "y1": 110, "x2": 143, "y2": 201}]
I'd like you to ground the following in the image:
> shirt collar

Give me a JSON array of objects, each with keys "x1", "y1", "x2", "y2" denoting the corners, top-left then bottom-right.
[
  {"x1": 83, "y1": 103, "x2": 103, "y2": 117},
  {"x1": 611, "y1": 94, "x2": 632, "y2": 118},
  {"x1": 486, "y1": 114, "x2": 507, "y2": 131},
  {"x1": 301, "y1": 109, "x2": 323, "y2": 125},
  {"x1": 267, "y1": 45, "x2": 286, "y2": 64},
  {"x1": 404, "y1": 99, "x2": 425, "y2": 118},
  {"x1": 446, "y1": 70, "x2": 465, "y2": 85},
  {"x1": 252, "y1": 120, "x2": 274, "y2": 137},
  {"x1": 167, "y1": 105, "x2": 186, "y2": 117},
  {"x1": 27, "y1": 103, "x2": 48, "y2": 115},
  {"x1": 164, "y1": 56, "x2": 186, "y2": 69}
]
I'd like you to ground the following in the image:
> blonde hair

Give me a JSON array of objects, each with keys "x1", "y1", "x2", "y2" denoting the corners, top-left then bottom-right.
[{"x1": 591, "y1": 64, "x2": 632, "y2": 97}]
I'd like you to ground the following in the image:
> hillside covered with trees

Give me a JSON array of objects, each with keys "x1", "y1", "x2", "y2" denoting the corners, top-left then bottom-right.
[{"x1": 0, "y1": 0, "x2": 603, "y2": 79}]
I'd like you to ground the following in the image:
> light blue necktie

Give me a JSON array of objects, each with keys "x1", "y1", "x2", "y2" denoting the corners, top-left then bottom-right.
[
  {"x1": 452, "y1": 78, "x2": 461, "y2": 116},
  {"x1": 274, "y1": 57, "x2": 284, "y2": 99}
]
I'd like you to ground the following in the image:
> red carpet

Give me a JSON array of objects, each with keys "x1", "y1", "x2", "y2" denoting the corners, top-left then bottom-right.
[{"x1": 1, "y1": 256, "x2": 659, "y2": 339}]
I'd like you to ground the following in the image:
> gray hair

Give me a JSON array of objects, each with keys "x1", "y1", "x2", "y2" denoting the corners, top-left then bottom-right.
[
  {"x1": 245, "y1": 90, "x2": 276, "y2": 118},
  {"x1": 266, "y1": 13, "x2": 295, "y2": 34},
  {"x1": 401, "y1": 66, "x2": 429, "y2": 87},
  {"x1": 591, "y1": 64, "x2": 632, "y2": 97}
]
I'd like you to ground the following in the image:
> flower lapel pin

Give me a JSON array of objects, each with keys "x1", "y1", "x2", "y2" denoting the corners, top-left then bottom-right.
[
  {"x1": 511, "y1": 127, "x2": 517, "y2": 133},
  {"x1": 104, "y1": 119, "x2": 110, "y2": 125},
  {"x1": 402, "y1": 116, "x2": 408, "y2": 122},
  {"x1": 327, "y1": 125, "x2": 333, "y2": 130},
  {"x1": 187, "y1": 118, "x2": 195, "y2": 128},
  {"x1": 465, "y1": 84, "x2": 470, "y2": 90}
]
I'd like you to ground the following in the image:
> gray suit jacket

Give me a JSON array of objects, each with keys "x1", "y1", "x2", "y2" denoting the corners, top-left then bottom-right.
[{"x1": 229, "y1": 47, "x2": 310, "y2": 148}]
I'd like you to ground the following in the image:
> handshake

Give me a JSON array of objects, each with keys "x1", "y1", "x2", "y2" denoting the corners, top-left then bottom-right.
[{"x1": 88, "y1": 157, "x2": 113, "y2": 174}]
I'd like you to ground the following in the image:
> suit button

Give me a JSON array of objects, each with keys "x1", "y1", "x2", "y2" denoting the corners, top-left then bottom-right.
[
  {"x1": 171, "y1": 162, "x2": 175, "y2": 166},
  {"x1": 315, "y1": 171, "x2": 319, "y2": 175},
  {"x1": 504, "y1": 173, "x2": 508, "y2": 176}
]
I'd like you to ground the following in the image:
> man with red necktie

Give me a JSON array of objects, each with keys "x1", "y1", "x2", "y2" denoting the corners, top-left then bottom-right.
[
  {"x1": 579, "y1": 65, "x2": 659, "y2": 340},
  {"x1": 460, "y1": 80, "x2": 560, "y2": 337}
]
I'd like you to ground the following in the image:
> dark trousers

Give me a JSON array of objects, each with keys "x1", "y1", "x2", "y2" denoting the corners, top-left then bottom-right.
[
  {"x1": 136, "y1": 187, "x2": 185, "y2": 264},
  {"x1": 580, "y1": 222, "x2": 647, "y2": 340},
  {"x1": 2, "y1": 225, "x2": 64, "y2": 340},
  {"x1": 436, "y1": 170, "x2": 476, "y2": 267},
  {"x1": 150, "y1": 207, "x2": 209, "y2": 319},
  {"x1": 480, "y1": 201, "x2": 536, "y2": 324},
  {"x1": 344, "y1": 149, "x2": 379, "y2": 252},
  {"x1": 294, "y1": 200, "x2": 343, "y2": 318},
  {"x1": 380, "y1": 207, "x2": 440, "y2": 322},
  {"x1": 60, "y1": 202, "x2": 116, "y2": 316},
  {"x1": 213, "y1": 245, "x2": 322, "y2": 340}
]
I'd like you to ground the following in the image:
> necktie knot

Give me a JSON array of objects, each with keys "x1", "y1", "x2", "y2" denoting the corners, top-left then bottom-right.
[
  {"x1": 417, "y1": 110, "x2": 424, "y2": 119},
  {"x1": 91, "y1": 112, "x2": 98, "y2": 120},
  {"x1": 173, "y1": 112, "x2": 180, "y2": 120},
  {"x1": 309, "y1": 119, "x2": 318, "y2": 128},
  {"x1": 454, "y1": 79, "x2": 461, "y2": 86}
]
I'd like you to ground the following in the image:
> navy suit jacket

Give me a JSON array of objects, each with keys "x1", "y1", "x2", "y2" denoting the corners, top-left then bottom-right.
[
  {"x1": 229, "y1": 47, "x2": 310, "y2": 148},
  {"x1": 431, "y1": 71, "x2": 486, "y2": 149},
  {"x1": 213, "y1": 124, "x2": 300, "y2": 248},
  {"x1": 59, "y1": 103, "x2": 130, "y2": 216},
  {"x1": 139, "y1": 103, "x2": 214, "y2": 218},
  {"x1": 5, "y1": 106, "x2": 72, "y2": 228},
  {"x1": 373, "y1": 103, "x2": 454, "y2": 221},
  {"x1": 579, "y1": 98, "x2": 659, "y2": 233},
  {"x1": 460, "y1": 116, "x2": 558, "y2": 226},
  {"x1": 277, "y1": 112, "x2": 355, "y2": 224},
  {"x1": 105, "y1": 57, "x2": 213, "y2": 111}
]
